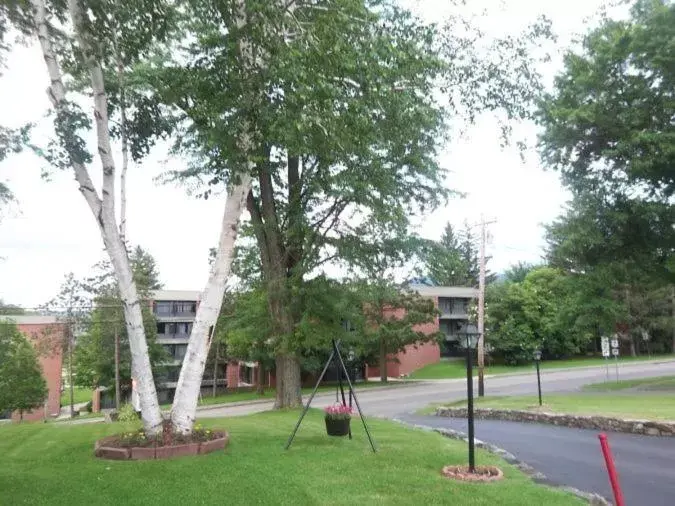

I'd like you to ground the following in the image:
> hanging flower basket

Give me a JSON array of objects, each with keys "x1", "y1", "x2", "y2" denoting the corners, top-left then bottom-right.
[{"x1": 324, "y1": 404, "x2": 352, "y2": 437}]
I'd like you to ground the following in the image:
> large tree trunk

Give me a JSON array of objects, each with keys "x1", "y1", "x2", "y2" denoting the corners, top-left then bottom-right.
[
  {"x1": 171, "y1": 175, "x2": 251, "y2": 433},
  {"x1": 379, "y1": 337, "x2": 388, "y2": 383},
  {"x1": 275, "y1": 355, "x2": 302, "y2": 408},
  {"x1": 256, "y1": 362, "x2": 265, "y2": 395},
  {"x1": 30, "y1": 0, "x2": 163, "y2": 434}
]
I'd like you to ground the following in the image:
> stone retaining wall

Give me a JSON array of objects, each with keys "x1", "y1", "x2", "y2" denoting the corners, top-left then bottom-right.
[{"x1": 435, "y1": 407, "x2": 675, "y2": 437}]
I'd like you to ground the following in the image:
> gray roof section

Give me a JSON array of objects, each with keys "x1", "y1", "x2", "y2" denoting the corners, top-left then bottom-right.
[
  {"x1": 0, "y1": 315, "x2": 61, "y2": 325},
  {"x1": 151, "y1": 289, "x2": 202, "y2": 301},
  {"x1": 408, "y1": 285, "x2": 479, "y2": 298}
]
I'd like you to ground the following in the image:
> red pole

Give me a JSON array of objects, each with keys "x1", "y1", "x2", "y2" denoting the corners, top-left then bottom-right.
[{"x1": 598, "y1": 433, "x2": 625, "y2": 506}]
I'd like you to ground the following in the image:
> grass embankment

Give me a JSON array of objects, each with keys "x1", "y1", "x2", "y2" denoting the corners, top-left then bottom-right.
[
  {"x1": 60, "y1": 387, "x2": 94, "y2": 406},
  {"x1": 409, "y1": 354, "x2": 674, "y2": 380},
  {"x1": 0, "y1": 410, "x2": 583, "y2": 505},
  {"x1": 164, "y1": 380, "x2": 409, "y2": 409},
  {"x1": 433, "y1": 395, "x2": 675, "y2": 421},
  {"x1": 583, "y1": 375, "x2": 675, "y2": 392}
]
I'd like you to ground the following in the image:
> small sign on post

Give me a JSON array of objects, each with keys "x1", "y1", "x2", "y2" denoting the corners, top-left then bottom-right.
[
  {"x1": 601, "y1": 336, "x2": 610, "y2": 381},
  {"x1": 610, "y1": 336, "x2": 620, "y2": 382}
]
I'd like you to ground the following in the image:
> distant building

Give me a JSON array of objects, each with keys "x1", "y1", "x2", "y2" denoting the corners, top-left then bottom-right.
[
  {"x1": 364, "y1": 285, "x2": 479, "y2": 379},
  {"x1": 150, "y1": 290, "x2": 243, "y2": 403},
  {"x1": 0, "y1": 315, "x2": 64, "y2": 421}
]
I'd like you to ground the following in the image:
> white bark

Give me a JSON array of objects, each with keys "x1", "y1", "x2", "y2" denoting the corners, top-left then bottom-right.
[
  {"x1": 30, "y1": 0, "x2": 163, "y2": 434},
  {"x1": 117, "y1": 57, "x2": 129, "y2": 244},
  {"x1": 170, "y1": 174, "x2": 252, "y2": 432},
  {"x1": 169, "y1": 0, "x2": 259, "y2": 434}
]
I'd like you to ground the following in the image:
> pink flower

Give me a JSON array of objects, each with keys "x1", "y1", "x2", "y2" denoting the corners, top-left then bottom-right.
[{"x1": 324, "y1": 403, "x2": 353, "y2": 416}]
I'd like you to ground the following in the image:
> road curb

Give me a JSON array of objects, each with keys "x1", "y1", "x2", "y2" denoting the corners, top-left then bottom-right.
[{"x1": 392, "y1": 418, "x2": 612, "y2": 506}]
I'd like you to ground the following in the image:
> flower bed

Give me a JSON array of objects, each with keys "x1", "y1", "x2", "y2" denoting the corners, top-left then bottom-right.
[{"x1": 94, "y1": 422, "x2": 229, "y2": 460}]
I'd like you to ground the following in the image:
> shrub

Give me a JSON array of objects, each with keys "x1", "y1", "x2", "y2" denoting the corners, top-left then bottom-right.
[{"x1": 117, "y1": 403, "x2": 139, "y2": 422}]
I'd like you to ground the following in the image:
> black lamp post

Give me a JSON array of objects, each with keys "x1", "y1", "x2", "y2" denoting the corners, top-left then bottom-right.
[
  {"x1": 462, "y1": 326, "x2": 480, "y2": 473},
  {"x1": 534, "y1": 349, "x2": 542, "y2": 407}
]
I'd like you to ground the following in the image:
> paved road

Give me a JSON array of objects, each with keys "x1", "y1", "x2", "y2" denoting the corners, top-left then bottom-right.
[
  {"x1": 198, "y1": 360, "x2": 675, "y2": 418},
  {"x1": 397, "y1": 413, "x2": 675, "y2": 506}
]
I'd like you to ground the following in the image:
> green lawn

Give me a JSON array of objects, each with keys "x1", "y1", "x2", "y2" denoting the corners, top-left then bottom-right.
[
  {"x1": 435, "y1": 394, "x2": 675, "y2": 421},
  {"x1": 60, "y1": 387, "x2": 93, "y2": 406},
  {"x1": 583, "y1": 375, "x2": 675, "y2": 392},
  {"x1": 409, "y1": 354, "x2": 674, "y2": 380},
  {"x1": 0, "y1": 410, "x2": 582, "y2": 505},
  {"x1": 162, "y1": 381, "x2": 410, "y2": 409}
]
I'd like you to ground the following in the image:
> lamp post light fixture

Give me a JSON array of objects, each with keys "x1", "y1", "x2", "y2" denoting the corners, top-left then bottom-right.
[
  {"x1": 533, "y1": 349, "x2": 543, "y2": 407},
  {"x1": 462, "y1": 324, "x2": 481, "y2": 473}
]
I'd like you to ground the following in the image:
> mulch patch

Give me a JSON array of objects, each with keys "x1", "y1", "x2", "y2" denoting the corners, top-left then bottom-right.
[{"x1": 441, "y1": 465, "x2": 504, "y2": 482}]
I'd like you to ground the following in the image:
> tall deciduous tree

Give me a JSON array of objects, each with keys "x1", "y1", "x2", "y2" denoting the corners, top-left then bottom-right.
[
  {"x1": 0, "y1": 322, "x2": 48, "y2": 420},
  {"x1": 151, "y1": 0, "x2": 550, "y2": 408},
  {"x1": 0, "y1": 0, "x2": 181, "y2": 434},
  {"x1": 538, "y1": 0, "x2": 675, "y2": 199}
]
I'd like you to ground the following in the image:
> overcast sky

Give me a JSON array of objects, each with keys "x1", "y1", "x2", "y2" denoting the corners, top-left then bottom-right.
[{"x1": 0, "y1": 0, "x2": 616, "y2": 309}]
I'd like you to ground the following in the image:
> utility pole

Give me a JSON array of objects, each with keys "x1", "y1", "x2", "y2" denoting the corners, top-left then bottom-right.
[{"x1": 477, "y1": 214, "x2": 496, "y2": 397}]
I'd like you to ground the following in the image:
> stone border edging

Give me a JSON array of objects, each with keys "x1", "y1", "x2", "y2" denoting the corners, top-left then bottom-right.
[
  {"x1": 94, "y1": 432, "x2": 229, "y2": 460},
  {"x1": 435, "y1": 407, "x2": 675, "y2": 437},
  {"x1": 392, "y1": 418, "x2": 611, "y2": 506}
]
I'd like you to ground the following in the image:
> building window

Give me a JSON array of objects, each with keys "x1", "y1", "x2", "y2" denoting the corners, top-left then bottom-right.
[
  {"x1": 155, "y1": 302, "x2": 172, "y2": 315},
  {"x1": 157, "y1": 322, "x2": 166, "y2": 334}
]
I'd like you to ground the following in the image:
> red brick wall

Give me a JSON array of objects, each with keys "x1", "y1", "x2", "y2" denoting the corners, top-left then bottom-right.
[
  {"x1": 12, "y1": 323, "x2": 64, "y2": 421},
  {"x1": 365, "y1": 296, "x2": 440, "y2": 378},
  {"x1": 226, "y1": 361, "x2": 240, "y2": 389}
]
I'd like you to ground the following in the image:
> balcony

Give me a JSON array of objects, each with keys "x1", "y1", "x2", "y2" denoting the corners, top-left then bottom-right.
[
  {"x1": 157, "y1": 334, "x2": 190, "y2": 345},
  {"x1": 154, "y1": 301, "x2": 197, "y2": 320}
]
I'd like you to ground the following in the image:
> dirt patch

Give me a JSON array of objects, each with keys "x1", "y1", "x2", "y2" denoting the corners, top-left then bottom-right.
[{"x1": 441, "y1": 465, "x2": 504, "y2": 482}]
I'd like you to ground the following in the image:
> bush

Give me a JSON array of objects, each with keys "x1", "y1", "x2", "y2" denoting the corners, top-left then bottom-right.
[
  {"x1": 117, "y1": 403, "x2": 139, "y2": 422},
  {"x1": 83, "y1": 401, "x2": 92, "y2": 413}
]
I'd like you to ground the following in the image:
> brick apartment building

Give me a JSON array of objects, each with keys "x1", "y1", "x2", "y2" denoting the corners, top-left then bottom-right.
[
  {"x1": 0, "y1": 315, "x2": 64, "y2": 421},
  {"x1": 150, "y1": 285, "x2": 478, "y2": 392},
  {"x1": 150, "y1": 290, "x2": 249, "y2": 403},
  {"x1": 364, "y1": 285, "x2": 479, "y2": 379}
]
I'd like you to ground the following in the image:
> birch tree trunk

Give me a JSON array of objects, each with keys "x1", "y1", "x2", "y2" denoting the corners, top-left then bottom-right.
[
  {"x1": 118, "y1": 57, "x2": 129, "y2": 244},
  {"x1": 170, "y1": 175, "x2": 252, "y2": 433},
  {"x1": 30, "y1": 0, "x2": 163, "y2": 434}
]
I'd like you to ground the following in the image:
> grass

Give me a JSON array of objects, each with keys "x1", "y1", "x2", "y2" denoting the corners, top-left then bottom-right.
[
  {"x1": 60, "y1": 387, "x2": 93, "y2": 406},
  {"x1": 432, "y1": 394, "x2": 675, "y2": 421},
  {"x1": 408, "y1": 354, "x2": 674, "y2": 380},
  {"x1": 161, "y1": 381, "x2": 410, "y2": 409},
  {"x1": 583, "y1": 375, "x2": 675, "y2": 392},
  {"x1": 0, "y1": 410, "x2": 583, "y2": 506}
]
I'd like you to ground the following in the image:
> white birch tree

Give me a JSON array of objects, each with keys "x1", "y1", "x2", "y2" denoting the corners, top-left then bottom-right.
[{"x1": 0, "y1": 0, "x2": 177, "y2": 434}]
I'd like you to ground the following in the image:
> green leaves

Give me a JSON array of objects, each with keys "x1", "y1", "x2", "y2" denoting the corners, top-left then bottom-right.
[
  {"x1": 0, "y1": 322, "x2": 48, "y2": 415},
  {"x1": 538, "y1": 0, "x2": 675, "y2": 197}
]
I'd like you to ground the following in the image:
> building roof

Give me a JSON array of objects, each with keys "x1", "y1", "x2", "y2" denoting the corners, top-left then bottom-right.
[
  {"x1": 0, "y1": 315, "x2": 61, "y2": 325},
  {"x1": 408, "y1": 285, "x2": 479, "y2": 298},
  {"x1": 151, "y1": 290, "x2": 202, "y2": 301}
]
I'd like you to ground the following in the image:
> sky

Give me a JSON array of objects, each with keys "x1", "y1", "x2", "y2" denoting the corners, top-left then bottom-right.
[{"x1": 0, "y1": 0, "x2": 616, "y2": 309}]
